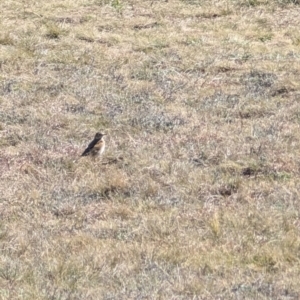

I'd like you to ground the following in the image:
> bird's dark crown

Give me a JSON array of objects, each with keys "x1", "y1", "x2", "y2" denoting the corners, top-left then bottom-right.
[{"x1": 95, "y1": 132, "x2": 105, "y2": 139}]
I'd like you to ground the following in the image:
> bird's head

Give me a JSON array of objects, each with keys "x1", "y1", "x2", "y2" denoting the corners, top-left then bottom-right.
[{"x1": 95, "y1": 132, "x2": 106, "y2": 140}]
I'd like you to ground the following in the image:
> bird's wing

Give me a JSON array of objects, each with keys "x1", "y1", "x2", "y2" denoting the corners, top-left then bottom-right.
[{"x1": 81, "y1": 138, "x2": 99, "y2": 156}]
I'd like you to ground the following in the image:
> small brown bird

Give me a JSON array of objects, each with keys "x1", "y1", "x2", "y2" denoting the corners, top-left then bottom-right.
[{"x1": 81, "y1": 132, "x2": 106, "y2": 157}]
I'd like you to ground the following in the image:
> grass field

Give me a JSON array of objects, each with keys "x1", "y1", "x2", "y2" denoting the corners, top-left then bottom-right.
[{"x1": 1, "y1": 0, "x2": 300, "y2": 298}]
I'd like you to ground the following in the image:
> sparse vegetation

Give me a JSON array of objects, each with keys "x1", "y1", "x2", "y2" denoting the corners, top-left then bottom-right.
[{"x1": 1, "y1": 0, "x2": 300, "y2": 298}]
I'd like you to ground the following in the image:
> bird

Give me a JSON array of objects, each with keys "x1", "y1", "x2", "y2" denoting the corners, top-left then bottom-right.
[{"x1": 81, "y1": 132, "x2": 106, "y2": 158}]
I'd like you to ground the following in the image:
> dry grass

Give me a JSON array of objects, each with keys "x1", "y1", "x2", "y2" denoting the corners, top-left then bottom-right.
[{"x1": 1, "y1": 0, "x2": 300, "y2": 298}]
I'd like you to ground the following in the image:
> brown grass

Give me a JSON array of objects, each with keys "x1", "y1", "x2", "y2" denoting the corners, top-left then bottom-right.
[{"x1": 1, "y1": 0, "x2": 300, "y2": 298}]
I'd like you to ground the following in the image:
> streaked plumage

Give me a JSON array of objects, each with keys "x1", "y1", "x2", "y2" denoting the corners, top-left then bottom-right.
[{"x1": 81, "y1": 132, "x2": 106, "y2": 157}]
